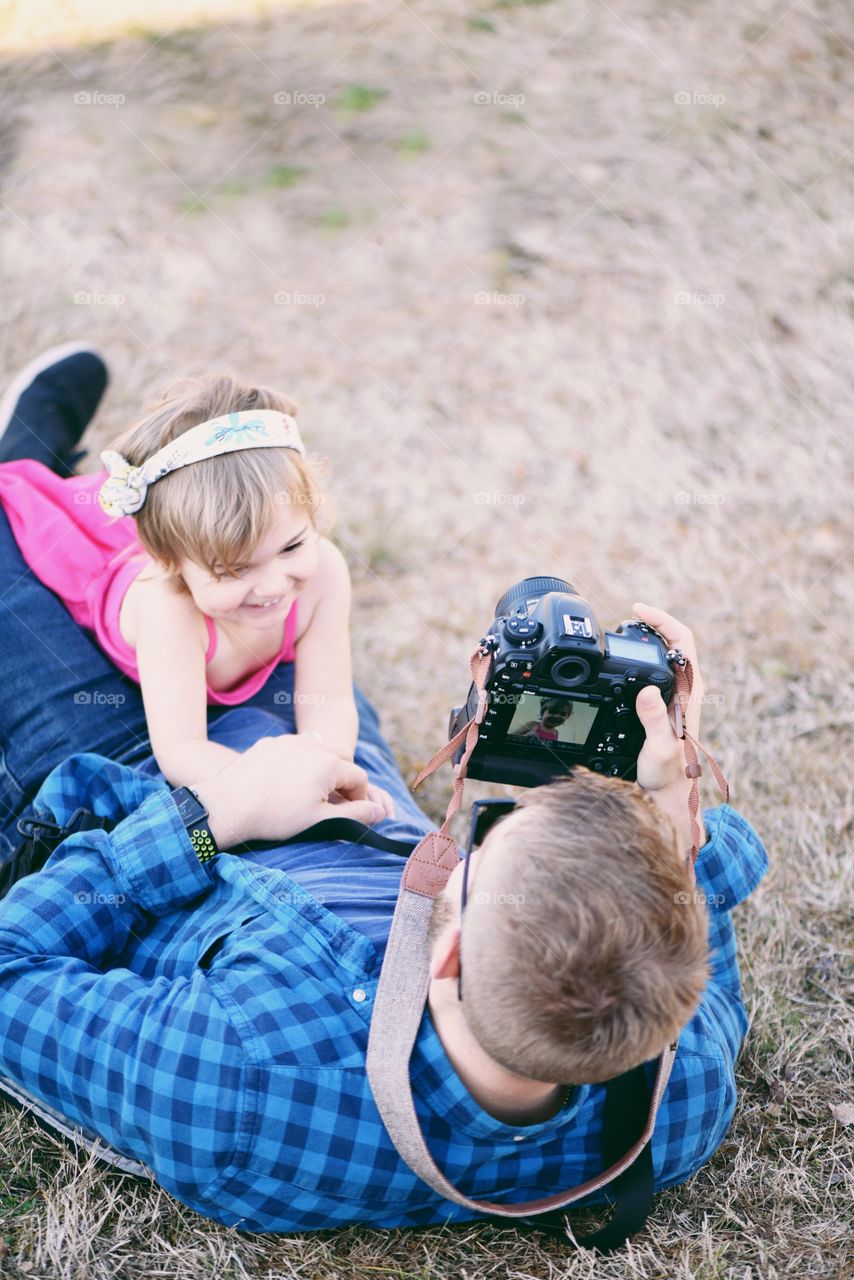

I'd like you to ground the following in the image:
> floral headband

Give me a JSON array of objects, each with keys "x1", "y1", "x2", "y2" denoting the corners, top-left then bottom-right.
[{"x1": 98, "y1": 410, "x2": 306, "y2": 518}]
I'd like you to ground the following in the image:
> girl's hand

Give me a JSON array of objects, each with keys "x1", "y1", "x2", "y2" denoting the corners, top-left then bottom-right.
[{"x1": 298, "y1": 729, "x2": 353, "y2": 760}]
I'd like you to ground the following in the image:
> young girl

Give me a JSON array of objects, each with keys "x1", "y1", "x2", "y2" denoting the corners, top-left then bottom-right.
[
  {"x1": 0, "y1": 370, "x2": 394, "y2": 814},
  {"x1": 511, "y1": 697, "x2": 574, "y2": 743}
]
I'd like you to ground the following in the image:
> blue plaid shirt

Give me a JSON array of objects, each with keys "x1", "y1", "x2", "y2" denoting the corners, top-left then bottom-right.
[{"x1": 0, "y1": 747, "x2": 767, "y2": 1233}]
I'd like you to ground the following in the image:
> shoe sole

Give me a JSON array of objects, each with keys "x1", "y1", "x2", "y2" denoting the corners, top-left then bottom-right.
[{"x1": 0, "y1": 341, "x2": 107, "y2": 445}]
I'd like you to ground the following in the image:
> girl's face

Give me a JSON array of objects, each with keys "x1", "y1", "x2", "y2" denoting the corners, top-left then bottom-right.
[
  {"x1": 178, "y1": 504, "x2": 320, "y2": 629},
  {"x1": 541, "y1": 704, "x2": 571, "y2": 730}
]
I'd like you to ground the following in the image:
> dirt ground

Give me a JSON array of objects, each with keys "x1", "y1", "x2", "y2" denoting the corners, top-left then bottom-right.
[{"x1": 0, "y1": 0, "x2": 852, "y2": 1277}]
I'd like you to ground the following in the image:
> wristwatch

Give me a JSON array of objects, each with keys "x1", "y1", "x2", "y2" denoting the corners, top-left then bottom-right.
[{"x1": 170, "y1": 786, "x2": 219, "y2": 864}]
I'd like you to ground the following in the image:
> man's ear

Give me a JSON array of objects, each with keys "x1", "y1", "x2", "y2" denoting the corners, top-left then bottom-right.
[{"x1": 430, "y1": 928, "x2": 461, "y2": 981}]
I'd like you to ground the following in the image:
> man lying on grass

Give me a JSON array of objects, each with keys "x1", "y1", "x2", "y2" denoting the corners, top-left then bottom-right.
[{"x1": 0, "y1": 347, "x2": 767, "y2": 1234}]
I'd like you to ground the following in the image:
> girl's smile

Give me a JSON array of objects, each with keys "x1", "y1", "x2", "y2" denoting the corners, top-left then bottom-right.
[{"x1": 178, "y1": 505, "x2": 320, "y2": 625}]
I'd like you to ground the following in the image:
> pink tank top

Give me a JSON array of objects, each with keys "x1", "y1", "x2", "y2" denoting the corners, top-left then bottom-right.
[{"x1": 0, "y1": 461, "x2": 298, "y2": 706}]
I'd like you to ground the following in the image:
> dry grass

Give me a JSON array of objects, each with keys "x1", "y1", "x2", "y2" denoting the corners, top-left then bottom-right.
[{"x1": 1, "y1": 0, "x2": 853, "y2": 1276}]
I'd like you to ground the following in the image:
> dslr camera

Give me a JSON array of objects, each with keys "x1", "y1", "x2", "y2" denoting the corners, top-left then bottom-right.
[{"x1": 450, "y1": 576, "x2": 675, "y2": 790}]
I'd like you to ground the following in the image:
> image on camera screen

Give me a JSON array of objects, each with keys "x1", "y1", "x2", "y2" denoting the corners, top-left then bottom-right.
[{"x1": 505, "y1": 693, "x2": 598, "y2": 747}]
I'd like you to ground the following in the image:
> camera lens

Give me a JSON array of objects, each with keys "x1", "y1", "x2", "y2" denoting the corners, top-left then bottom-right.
[
  {"x1": 550, "y1": 656, "x2": 591, "y2": 687},
  {"x1": 495, "y1": 576, "x2": 575, "y2": 618}
]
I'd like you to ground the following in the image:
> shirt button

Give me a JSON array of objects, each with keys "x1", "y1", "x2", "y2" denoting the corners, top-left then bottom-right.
[
  {"x1": 352, "y1": 988, "x2": 367, "y2": 1003},
  {"x1": 513, "y1": 1135, "x2": 525, "y2": 1142}
]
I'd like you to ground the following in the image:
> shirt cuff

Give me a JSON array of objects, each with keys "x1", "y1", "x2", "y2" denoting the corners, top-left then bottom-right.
[
  {"x1": 109, "y1": 789, "x2": 217, "y2": 916},
  {"x1": 694, "y1": 804, "x2": 769, "y2": 912}
]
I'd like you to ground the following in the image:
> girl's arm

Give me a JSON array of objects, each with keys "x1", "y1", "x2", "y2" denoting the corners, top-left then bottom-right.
[
  {"x1": 293, "y1": 538, "x2": 358, "y2": 756},
  {"x1": 133, "y1": 580, "x2": 239, "y2": 786}
]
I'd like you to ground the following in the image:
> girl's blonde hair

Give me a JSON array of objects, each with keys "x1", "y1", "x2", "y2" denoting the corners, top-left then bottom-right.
[{"x1": 111, "y1": 372, "x2": 327, "y2": 580}]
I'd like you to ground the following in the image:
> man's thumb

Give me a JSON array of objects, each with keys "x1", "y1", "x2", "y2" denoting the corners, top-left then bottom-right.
[{"x1": 634, "y1": 683, "x2": 666, "y2": 728}]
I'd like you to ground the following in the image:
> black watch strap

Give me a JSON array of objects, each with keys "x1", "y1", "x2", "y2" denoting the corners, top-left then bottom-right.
[{"x1": 170, "y1": 786, "x2": 219, "y2": 864}]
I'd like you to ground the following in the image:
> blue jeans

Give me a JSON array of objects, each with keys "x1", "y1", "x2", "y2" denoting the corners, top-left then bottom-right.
[{"x1": 0, "y1": 506, "x2": 426, "y2": 859}]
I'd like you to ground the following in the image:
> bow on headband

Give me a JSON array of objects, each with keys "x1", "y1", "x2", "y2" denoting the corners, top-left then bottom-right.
[{"x1": 98, "y1": 410, "x2": 306, "y2": 519}]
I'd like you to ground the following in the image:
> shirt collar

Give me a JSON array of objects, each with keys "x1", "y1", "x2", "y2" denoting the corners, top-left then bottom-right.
[{"x1": 411, "y1": 1007, "x2": 590, "y2": 1141}]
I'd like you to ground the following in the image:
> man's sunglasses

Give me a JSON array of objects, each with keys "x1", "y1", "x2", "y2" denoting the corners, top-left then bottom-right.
[{"x1": 458, "y1": 799, "x2": 517, "y2": 1002}]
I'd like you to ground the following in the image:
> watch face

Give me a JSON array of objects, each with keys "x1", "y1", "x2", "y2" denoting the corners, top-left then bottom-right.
[{"x1": 172, "y1": 787, "x2": 208, "y2": 827}]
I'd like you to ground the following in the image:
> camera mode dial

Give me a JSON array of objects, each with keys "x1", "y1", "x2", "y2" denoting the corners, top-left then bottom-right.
[{"x1": 503, "y1": 616, "x2": 543, "y2": 646}]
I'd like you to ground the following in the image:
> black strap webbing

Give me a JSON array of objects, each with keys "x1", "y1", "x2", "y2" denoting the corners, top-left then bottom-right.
[
  {"x1": 280, "y1": 816, "x2": 416, "y2": 856},
  {"x1": 497, "y1": 1061, "x2": 654, "y2": 1253}
]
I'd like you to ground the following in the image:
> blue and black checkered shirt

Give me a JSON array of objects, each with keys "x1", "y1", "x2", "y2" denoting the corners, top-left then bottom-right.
[{"x1": 0, "y1": 746, "x2": 767, "y2": 1233}]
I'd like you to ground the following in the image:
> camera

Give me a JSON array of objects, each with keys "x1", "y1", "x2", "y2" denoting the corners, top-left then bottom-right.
[{"x1": 449, "y1": 576, "x2": 675, "y2": 788}]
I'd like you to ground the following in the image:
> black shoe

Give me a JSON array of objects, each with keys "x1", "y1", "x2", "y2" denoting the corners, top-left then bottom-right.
[
  {"x1": 0, "y1": 808, "x2": 113, "y2": 902},
  {"x1": 0, "y1": 343, "x2": 109, "y2": 478}
]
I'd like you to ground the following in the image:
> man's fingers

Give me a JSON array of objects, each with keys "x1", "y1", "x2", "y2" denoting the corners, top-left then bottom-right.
[
  {"x1": 632, "y1": 601, "x2": 704, "y2": 716},
  {"x1": 320, "y1": 798, "x2": 386, "y2": 826},
  {"x1": 327, "y1": 758, "x2": 370, "y2": 802},
  {"x1": 632, "y1": 602, "x2": 697, "y2": 659},
  {"x1": 367, "y1": 783, "x2": 396, "y2": 820}
]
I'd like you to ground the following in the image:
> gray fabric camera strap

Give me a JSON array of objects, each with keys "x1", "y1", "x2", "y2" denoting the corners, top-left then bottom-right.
[{"x1": 367, "y1": 642, "x2": 678, "y2": 1224}]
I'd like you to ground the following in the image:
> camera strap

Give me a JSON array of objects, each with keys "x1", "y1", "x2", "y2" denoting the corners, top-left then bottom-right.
[
  {"x1": 367, "y1": 643, "x2": 678, "y2": 1252},
  {"x1": 666, "y1": 653, "x2": 730, "y2": 860}
]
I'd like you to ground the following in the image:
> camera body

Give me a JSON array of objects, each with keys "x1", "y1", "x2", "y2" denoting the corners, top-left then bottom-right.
[{"x1": 449, "y1": 576, "x2": 675, "y2": 788}]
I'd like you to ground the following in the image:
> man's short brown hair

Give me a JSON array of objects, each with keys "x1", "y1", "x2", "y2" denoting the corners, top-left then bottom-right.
[{"x1": 460, "y1": 770, "x2": 709, "y2": 1084}]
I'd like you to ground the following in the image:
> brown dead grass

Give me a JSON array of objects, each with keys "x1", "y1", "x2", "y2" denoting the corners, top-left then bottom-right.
[{"x1": 0, "y1": 0, "x2": 852, "y2": 1276}]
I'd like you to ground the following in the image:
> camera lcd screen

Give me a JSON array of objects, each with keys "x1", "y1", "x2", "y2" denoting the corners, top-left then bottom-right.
[
  {"x1": 505, "y1": 693, "x2": 598, "y2": 747},
  {"x1": 608, "y1": 635, "x2": 659, "y2": 663}
]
